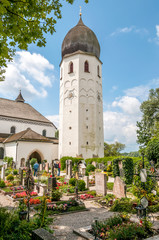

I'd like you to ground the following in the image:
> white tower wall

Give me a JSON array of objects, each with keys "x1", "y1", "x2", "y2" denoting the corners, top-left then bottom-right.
[{"x1": 59, "y1": 52, "x2": 104, "y2": 159}]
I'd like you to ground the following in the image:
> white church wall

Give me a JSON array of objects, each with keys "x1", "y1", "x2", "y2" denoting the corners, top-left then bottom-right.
[
  {"x1": 5, "y1": 142, "x2": 17, "y2": 163},
  {"x1": 0, "y1": 118, "x2": 56, "y2": 138},
  {"x1": 16, "y1": 141, "x2": 58, "y2": 168}
]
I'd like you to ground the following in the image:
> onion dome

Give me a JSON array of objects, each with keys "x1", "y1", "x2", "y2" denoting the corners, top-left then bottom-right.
[
  {"x1": 62, "y1": 16, "x2": 100, "y2": 59},
  {"x1": 15, "y1": 90, "x2": 25, "y2": 103}
]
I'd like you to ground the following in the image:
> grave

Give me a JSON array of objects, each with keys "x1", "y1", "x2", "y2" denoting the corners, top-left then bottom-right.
[
  {"x1": 113, "y1": 176, "x2": 126, "y2": 198},
  {"x1": 48, "y1": 177, "x2": 57, "y2": 192},
  {"x1": 92, "y1": 161, "x2": 97, "y2": 167},
  {"x1": 1, "y1": 165, "x2": 5, "y2": 180},
  {"x1": 98, "y1": 163, "x2": 105, "y2": 170},
  {"x1": 84, "y1": 176, "x2": 89, "y2": 189},
  {"x1": 79, "y1": 163, "x2": 86, "y2": 176},
  {"x1": 51, "y1": 160, "x2": 55, "y2": 176},
  {"x1": 66, "y1": 160, "x2": 72, "y2": 179},
  {"x1": 39, "y1": 164, "x2": 42, "y2": 171},
  {"x1": 95, "y1": 172, "x2": 107, "y2": 196},
  {"x1": 32, "y1": 228, "x2": 55, "y2": 240},
  {"x1": 45, "y1": 163, "x2": 49, "y2": 173},
  {"x1": 19, "y1": 168, "x2": 24, "y2": 185},
  {"x1": 118, "y1": 160, "x2": 124, "y2": 177}
]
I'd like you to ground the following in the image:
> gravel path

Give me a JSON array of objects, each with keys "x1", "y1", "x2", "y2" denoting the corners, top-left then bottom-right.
[{"x1": 51, "y1": 200, "x2": 114, "y2": 240}]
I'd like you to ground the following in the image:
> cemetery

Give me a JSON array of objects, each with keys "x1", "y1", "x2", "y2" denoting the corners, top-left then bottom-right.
[{"x1": 0, "y1": 155, "x2": 159, "y2": 240}]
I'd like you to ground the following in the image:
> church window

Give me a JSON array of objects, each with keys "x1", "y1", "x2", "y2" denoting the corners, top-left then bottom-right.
[
  {"x1": 0, "y1": 147, "x2": 4, "y2": 159},
  {"x1": 69, "y1": 62, "x2": 73, "y2": 73},
  {"x1": 84, "y1": 61, "x2": 89, "y2": 72},
  {"x1": 10, "y1": 126, "x2": 16, "y2": 134},
  {"x1": 42, "y1": 129, "x2": 46, "y2": 137}
]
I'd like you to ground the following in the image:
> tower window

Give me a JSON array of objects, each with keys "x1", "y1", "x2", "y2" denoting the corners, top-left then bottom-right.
[
  {"x1": 97, "y1": 65, "x2": 101, "y2": 77},
  {"x1": 86, "y1": 141, "x2": 88, "y2": 145},
  {"x1": 86, "y1": 126, "x2": 88, "y2": 129},
  {"x1": 69, "y1": 127, "x2": 72, "y2": 130},
  {"x1": 84, "y1": 61, "x2": 89, "y2": 72},
  {"x1": 69, "y1": 110, "x2": 72, "y2": 113},
  {"x1": 42, "y1": 129, "x2": 46, "y2": 137},
  {"x1": 69, "y1": 142, "x2": 71, "y2": 145},
  {"x1": 10, "y1": 126, "x2": 16, "y2": 134},
  {"x1": 86, "y1": 117, "x2": 88, "y2": 120},
  {"x1": 86, "y1": 109, "x2": 88, "y2": 112},
  {"x1": 69, "y1": 61, "x2": 73, "y2": 73}
]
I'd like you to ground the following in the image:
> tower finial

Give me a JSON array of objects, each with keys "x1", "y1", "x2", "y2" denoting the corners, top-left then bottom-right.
[{"x1": 79, "y1": 6, "x2": 82, "y2": 17}]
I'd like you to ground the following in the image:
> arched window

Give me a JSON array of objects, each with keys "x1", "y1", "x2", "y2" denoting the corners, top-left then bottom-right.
[
  {"x1": 42, "y1": 129, "x2": 46, "y2": 137},
  {"x1": 97, "y1": 65, "x2": 100, "y2": 77},
  {"x1": 0, "y1": 147, "x2": 4, "y2": 159},
  {"x1": 84, "y1": 61, "x2": 89, "y2": 72},
  {"x1": 10, "y1": 126, "x2": 16, "y2": 134},
  {"x1": 69, "y1": 62, "x2": 73, "y2": 73}
]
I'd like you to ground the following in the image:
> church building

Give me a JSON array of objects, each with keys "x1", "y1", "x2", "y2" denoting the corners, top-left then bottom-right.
[
  {"x1": 59, "y1": 15, "x2": 104, "y2": 159},
  {"x1": 0, "y1": 92, "x2": 58, "y2": 168}
]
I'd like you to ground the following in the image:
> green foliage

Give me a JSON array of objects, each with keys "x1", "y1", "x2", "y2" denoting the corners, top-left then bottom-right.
[
  {"x1": 112, "y1": 158, "x2": 120, "y2": 177},
  {"x1": 149, "y1": 203, "x2": 159, "y2": 213},
  {"x1": 110, "y1": 198, "x2": 137, "y2": 213},
  {"x1": 69, "y1": 178, "x2": 76, "y2": 186},
  {"x1": 0, "y1": 180, "x2": 6, "y2": 188},
  {"x1": 146, "y1": 137, "x2": 159, "y2": 164},
  {"x1": 107, "y1": 182, "x2": 114, "y2": 190},
  {"x1": 55, "y1": 130, "x2": 59, "y2": 139},
  {"x1": 122, "y1": 157, "x2": 134, "y2": 184},
  {"x1": 0, "y1": 0, "x2": 89, "y2": 81},
  {"x1": 18, "y1": 200, "x2": 27, "y2": 212},
  {"x1": 6, "y1": 174, "x2": 14, "y2": 181},
  {"x1": 30, "y1": 158, "x2": 37, "y2": 168},
  {"x1": 104, "y1": 141, "x2": 125, "y2": 157},
  {"x1": 13, "y1": 169, "x2": 18, "y2": 175},
  {"x1": 5, "y1": 168, "x2": 12, "y2": 176},
  {"x1": 78, "y1": 180, "x2": 86, "y2": 191},
  {"x1": 85, "y1": 164, "x2": 96, "y2": 172},
  {"x1": 106, "y1": 164, "x2": 112, "y2": 172},
  {"x1": 85, "y1": 156, "x2": 118, "y2": 166},
  {"x1": 52, "y1": 189, "x2": 62, "y2": 201},
  {"x1": 137, "y1": 88, "x2": 159, "y2": 148},
  {"x1": 3, "y1": 157, "x2": 13, "y2": 167},
  {"x1": 60, "y1": 156, "x2": 83, "y2": 170}
]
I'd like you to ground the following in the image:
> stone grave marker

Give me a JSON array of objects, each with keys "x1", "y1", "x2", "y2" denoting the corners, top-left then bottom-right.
[
  {"x1": 95, "y1": 172, "x2": 107, "y2": 196},
  {"x1": 118, "y1": 160, "x2": 124, "y2": 177},
  {"x1": 84, "y1": 176, "x2": 89, "y2": 189},
  {"x1": 66, "y1": 160, "x2": 72, "y2": 179},
  {"x1": 48, "y1": 177, "x2": 57, "y2": 192},
  {"x1": 113, "y1": 176, "x2": 126, "y2": 198},
  {"x1": 92, "y1": 161, "x2": 97, "y2": 167},
  {"x1": 19, "y1": 168, "x2": 24, "y2": 185},
  {"x1": 79, "y1": 163, "x2": 86, "y2": 176},
  {"x1": 98, "y1": 163, "x2": 105, "y2": 170},
  {"x1": 1, "y1": 166, "x2": 5, "y2": 180},
  {"x1": 42, "y1": 162, "x2": 45, "y2": 171},
  {"x1": 39, "y1": 164, "x2": 42, "y2": 172},
  {"x1": 51, "y1": 160, "x2": 55, "y2": 176},
  {"x1": 45, "y1": 163, "x2": 49, "y2": 173}
]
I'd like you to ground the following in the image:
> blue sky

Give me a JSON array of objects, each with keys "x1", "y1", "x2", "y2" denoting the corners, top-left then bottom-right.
[{"x1": 1, "y1": 0, "x2": 159, "y2": 152}]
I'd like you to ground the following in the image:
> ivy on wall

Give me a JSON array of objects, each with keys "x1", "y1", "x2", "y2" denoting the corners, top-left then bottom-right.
[
  {"x1": 112, "y1": 158, "x2": 120, "y2": 177},
  {"x1": 122, "y1": 157, "x2": 134, "y2": 184}
]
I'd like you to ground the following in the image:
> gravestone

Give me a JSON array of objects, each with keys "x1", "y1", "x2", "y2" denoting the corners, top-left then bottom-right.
[
  {"x1": 92, "y1": 161, "x2": 97, "y2": 167},
  {"x1": 39, "y1": 164, "x2": 42, "y2": 171},
  {"x1": 32, "y1": 228, "x2": 55, "y2": 240},
  {"x1": 48, "y1": 177, "x2": 57, "y2": 192},
  {"x1": 42, "y1": 162, "x2": 45, "y2": 171},
  {"x1": 84, "y1": 176, "x2": 89, "y2": 189},
  {"x1": 98, "y1": 163, "x2": 105, "y2": 170},
  {"x1": 45, "y1": 163, "x2": 49, "y2": 173},
  {"x1": 1, "y1": 166, "x2": 5, "y2": 180},
  {"x1": 51, "y1": 160, "x2": 55, "y2": 176},
  {"x1": 79, "y1": 163, "x2": 86, "y2": 176},
  {"x1": 66, "y1": 160, "x2": 72, "y2": 179},
  {"x1": 19, "y1": 168, "x2": 24, "y2": 185},
  {"x1": 118, "y1": 160, "x2": 124, "y2": 177},
  {"x1": 95, "y1": 173, "x2": 107, "y2": 196},
  {"x1": 113, "y1": 176, "x2": 126, "y2": 198},
  {"x1": 39, "y1": 184, "x2": 47, "y2": 196}
]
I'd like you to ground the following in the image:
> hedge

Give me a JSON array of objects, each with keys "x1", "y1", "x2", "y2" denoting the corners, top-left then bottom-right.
[{"x1": 60, "y1": 156, "x2": 83, "y2": 170}]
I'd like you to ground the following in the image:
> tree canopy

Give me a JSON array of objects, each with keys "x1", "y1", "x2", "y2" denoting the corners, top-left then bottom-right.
[
  {"x1": 104, "y1": 141, "x2": 125, "y2": 157},
  {"x1": 0, "y1": 0, "x2": 88, "y2": 81},
  {"x1": 137, "y1": 88, "x2": 159, "y2": 148}
]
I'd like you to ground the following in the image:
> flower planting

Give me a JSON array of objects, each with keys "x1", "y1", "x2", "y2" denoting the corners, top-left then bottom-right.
[
  {"x1": 80, "y1": 194, "x2": 94, "y2": 200},
  {"x1": 47, "y1": 203, "x2": 68, "y2": 211},
  {"x1": 10, "y1": 186, "x2": 24, "y2": 191},
  {"x1": 12, "y1": 191, "x2": 38, "y2": 199}
]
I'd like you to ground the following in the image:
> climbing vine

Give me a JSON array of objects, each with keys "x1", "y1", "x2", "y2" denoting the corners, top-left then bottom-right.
[
  {"x1": 112, "y1": 158, "x2": 120, "y2": 177},
  {"x1": 122, "y1": 157, "x2": 134, "y2": 184}
]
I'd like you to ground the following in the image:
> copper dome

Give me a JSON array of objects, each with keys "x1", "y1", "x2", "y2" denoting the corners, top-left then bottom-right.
[{"x1": 62, "y1": 17, "x2": 100, "y2": 59}]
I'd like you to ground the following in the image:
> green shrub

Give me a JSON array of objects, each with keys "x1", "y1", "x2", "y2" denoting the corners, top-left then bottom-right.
[
  {"x1": 107, "y1": 182, "x2": 114, "y2": 190},
  {"x1": 112, "y1": 158, "x2": 120, "y2": 177},
  {"x1": 6, "y1": 174, "x2": 14, "y2": 181},
  {"x1": 122, "y1": 157, "x2": 134, "y2": 184},
  {"x1": 30, "y1": 158, "x2": 37, "y2": 168},
  {"x1": 0, "y1": 180, "x2": 6, "y2": 188},
  {"x1": 69, "y1": 178, "x2": 76, "y2": 186},
  {"x1": 13, "y1": 169, "x2": 18, "y2": 175},
  {"x1": 5, "y1": 169, "x2": 12, "y2": 176},
  {"x1": 78, "y1": 180, "x2": 86, "y2": 191},
  {"x1": 52, "y1": 189, "x2": 62, "y2": 201},
  {"x1": 86, "y1": 164, "x2": 96, "y2": 172},
  {"x1": 106, "y1": 164, "x2": 112, "y2": 172},
  {"x1": 110, "y1": 198, "x2": 136, "y2": 213}
]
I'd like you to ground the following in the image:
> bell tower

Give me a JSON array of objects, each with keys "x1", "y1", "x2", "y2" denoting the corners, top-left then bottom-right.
[{"x1": 59, "y1": 16, "x2": 104, "y2": 159}]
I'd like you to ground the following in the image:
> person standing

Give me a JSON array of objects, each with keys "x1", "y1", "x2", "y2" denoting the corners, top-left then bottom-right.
[
  {"x1": 57, "y1": 161, "x2": 61, "y2": 176},
  {"x1": 33, "y1": 161, "x2": 39, "y2": 177}
]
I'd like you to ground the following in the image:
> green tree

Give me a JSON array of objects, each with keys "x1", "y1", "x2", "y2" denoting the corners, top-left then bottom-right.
[
  {"x1": 104, "y1": 141, "x2": 125, "y2": 157},
  {"x1": 137, "y1": 88, "x2": 159, "y2": 148},
  {"x1": 145, "y1": 137, "x2": 159, "y2": 164},
  {"x1": 0, "y1": 0, "x2": 88, "y2": 81}
]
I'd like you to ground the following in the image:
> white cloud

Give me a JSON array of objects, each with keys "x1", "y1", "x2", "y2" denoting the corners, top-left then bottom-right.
[
  {"x1": 46, "y1": 115, "x2": 59, "y2": 129},
  {"x1": 112, "y1": 96, "x2": 141, "y2": 115},
  {"x1": 156, "y1": 25, "x2": 159, "y2": 38},
  {"x1": 110, "y1": 26, "x2": 148, "y2": 37},
  {"x1": 0, "y1": 51, "x2": 55, "y2": 100}
]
